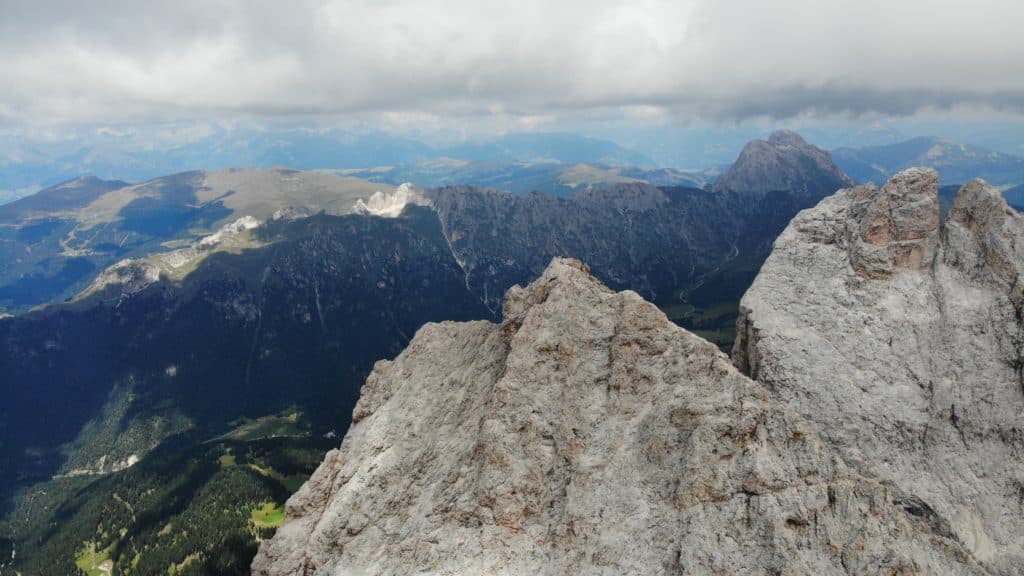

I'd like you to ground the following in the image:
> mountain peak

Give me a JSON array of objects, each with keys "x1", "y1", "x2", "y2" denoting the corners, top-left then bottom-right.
[
  {"x1": 713, "y1": 131, "x2": 852, "y2": 199},
  {"x1": 850, "y1": 167, "x2": 940, "y2": 279},
  {"x1": 766, "y1": 129, "x2": 808, "y2": 146},
  {"x1": 69, "y1": 175, "x2": 102, "y2": 185},
  {"x1": 945, "y1": 177, "x2": 1023, "y2": 303},
  {"x1": 501, "y1": 257, "x2": 597, "y2": 326},
  {"x1": 254, "y1": 257, "x2": 981, "y2": 575},
  {"x1": 734, "y1": 169, "x2": 1024, "y2": 573},
  {"x1": 949, "y1": 177, "x2": 1011, "y2": 229}
]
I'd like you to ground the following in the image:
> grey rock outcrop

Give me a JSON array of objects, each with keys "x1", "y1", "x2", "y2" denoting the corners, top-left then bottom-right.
[
  {"x1": 713, "y1": 130, "x2": 853, "y2": 200},
  {"x1": 255, "y1": 258, "x2": 981, "y2": 575},
  {"x1": 734, "y1": 168, "x2": 1024, "y2": 573},
  {"x1": 75, "y1": 258, "x2": 162, "y2": 305},
  {"x1": 849, "y1": 168, "x2": 940, "y2": 279}
]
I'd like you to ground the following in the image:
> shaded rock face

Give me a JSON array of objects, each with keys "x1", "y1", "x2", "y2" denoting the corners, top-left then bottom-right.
[
  {"x1": 254, "y1": 259, "x2": 980, "y2": 576},
  {"x1": 421, "y1": 180, "x2": 822, "y2": 354},
  {"x1": 423, "y1": 183, "x2": 747, "y2": 313},
  {"x1": 713, "y1": 130, "x2": 853, "y2": 201},
  {"x1": 734, "y1": 168, "x2": 1024, "y2": 573}
]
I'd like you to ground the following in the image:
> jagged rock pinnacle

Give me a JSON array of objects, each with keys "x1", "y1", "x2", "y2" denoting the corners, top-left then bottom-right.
[
  {"x1": 734, "y1": 168, "x2": 1024, "y2": 574},
  {"x1": 254, "y1": 258, "x2": 981, "y2": 575},
  {"x1": 850, "y1": 167, "x2": 940, "y2": 279}
]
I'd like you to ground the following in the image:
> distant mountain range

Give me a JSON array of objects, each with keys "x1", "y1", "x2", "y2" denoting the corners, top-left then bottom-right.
[
  {"x1": 4, "y1": 128, "x2": 1022, "y2": 208},
  {"x1": 1, "y1": 122, "x2": 1021, "y2": 574},
  {"x1": 833, "y1": 136, "x2": 1024, "y2": 186},
  {"x1": 0, "y1": 130, "x2": 656, "y2": 196},
  {"x1": 1005, "y1": 183, "x2": 1024, "y2": 206},
  {"x1": 3, "y1": 129, "x2": 1014, "y2": 574},
  {"x1": 5, "y1": 128, "x2": 1023, "y2": 317},
  {"x1": 341, "y1": 160, "x2": 709, "y2": 196},
  {"x1": 1, "y1": 129, "x2": 850, "y2": 467},
  {"x1": 0, "y1": 169, "x2": 385, "y2": 313},
  {"x1": 19, "y1": 129, "x2": 1013, "y2": 575},
  {"x1": 0, "y1": 164, "x2": 713, "y2": 315}
]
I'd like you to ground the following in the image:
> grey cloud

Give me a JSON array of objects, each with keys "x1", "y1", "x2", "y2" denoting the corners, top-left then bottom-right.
[
  {"x1": 0, "y1": 0, "x2": 1022, "y2": 128},
  {"x1": 671, "y1": 85, "x2": 1024, "y2": 121}
]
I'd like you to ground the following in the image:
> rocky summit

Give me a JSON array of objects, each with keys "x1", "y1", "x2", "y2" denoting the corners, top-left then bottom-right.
[
  {"x1": 254, "y1": 258, "x2": 980, "y2": 575},
  {"x1": 713, "y1": 130, "x2": 853, "y2": 201},
  {"x1": 735, "y1": 168, "x2": 1024, "y2": 573}
]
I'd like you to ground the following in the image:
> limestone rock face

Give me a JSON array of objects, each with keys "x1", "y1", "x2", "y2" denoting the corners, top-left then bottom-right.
[
  {"x1": 713, "y1": 130, "x2": 853, "y2": 201},
  {"x1": 734, "y1": 169, "x2": 1024, "y2": 574},
  {"x1": 254, "y1": 258, "x2": 980, "y2": 575},
  {"x1": 850, "y1": 168, "x2": 941, "y2": 279},
  {"x1": 75, "y1": 258, "x2": 162, "y2": 305},
  {"x1": 352, "y1": 183, "x2": 427, "y2": 217}
]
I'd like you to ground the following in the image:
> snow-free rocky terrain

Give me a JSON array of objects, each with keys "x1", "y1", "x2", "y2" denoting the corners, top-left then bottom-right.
[
  {"x1": 254, "y1": 259, "x2": 982, "y2": 575},
  {"x1": 735, "y1": 168, "x2": 1024, "y2": 574},
  {"x1": 713, "y1": 130, "x2": 853, "y2": 201}
]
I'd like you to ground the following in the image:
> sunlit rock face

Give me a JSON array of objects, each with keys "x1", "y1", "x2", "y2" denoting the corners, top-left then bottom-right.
[
  {"x1": 254, "y1": 258, "x2": 981, "y2": 576},
  {"x1": 352, "y1": 183, "x2": 427, "y2": 217},
  {"x1": 735, "y1": 168, "x2": 1024, "y2": 574}
]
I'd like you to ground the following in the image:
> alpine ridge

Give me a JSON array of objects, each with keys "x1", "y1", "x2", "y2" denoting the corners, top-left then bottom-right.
[
  {"x1": 253, "y1": 258, "x2": 981, "y2": 575},
  {"x1": 734, "y1": 167, "x2": 1024, "y2": 573}
]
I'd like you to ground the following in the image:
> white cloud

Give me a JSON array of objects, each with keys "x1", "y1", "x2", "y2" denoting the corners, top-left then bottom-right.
[{"x1": 0, "y1": 0, "x2": 1022, "y2": 128}]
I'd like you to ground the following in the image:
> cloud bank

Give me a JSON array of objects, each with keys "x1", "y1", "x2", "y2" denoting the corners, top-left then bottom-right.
[{"x1": 1, "y1": 0, "x2": 1023, "y2": 127}]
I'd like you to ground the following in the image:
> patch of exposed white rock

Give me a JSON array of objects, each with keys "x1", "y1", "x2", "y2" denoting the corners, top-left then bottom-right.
[
  {"x1": 77, "y1": 258, "x2": 163, "y2": 304},
  {"x1": 199, "y1": 215, "x2": 259, "y2": 247},
  {"x1": 352, "y1": 183, "x2": 428, "y2": 217},
  {"x1": 734, "y1": 168, "x2": 1024, "y2": 574},
  {"x1": 77, "y1": 216, "x2": 263, "y2": 303},
  {"x1": 254, "y1": 258, "x2": 983, "y2": 575},
  {"x1": 76, "y1": 181, "x2": 431, "y2": 306},
  {"x1": 54, "y1": 454, "x2": 141, "y2": 479}
]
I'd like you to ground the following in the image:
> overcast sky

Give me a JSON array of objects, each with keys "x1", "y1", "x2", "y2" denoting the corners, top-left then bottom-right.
[{"x1": 2, "y1": 0, "x2": 1023, "y2": 132}]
